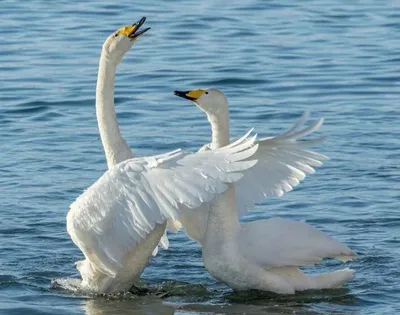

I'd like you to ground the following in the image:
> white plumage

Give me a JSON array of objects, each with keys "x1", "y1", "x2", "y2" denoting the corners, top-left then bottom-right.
[
  {"x1": 175, "y1": 88, "x2": 356, "y2": 294},
  {"x1": 68, "y1": 16, "x2": 356, "y2": 295},
  {"x1": 239, "y1": 218, "x2": 354, "y2": 268},
  {"x1": 68, "y1": 132, "x2": 259, "y2": 274},
  {"x1": 233, "y1": 111, "x2": 328, "y2": 216},
  {"x1": 68, "y1": 125, "x2": 260, "y2": 292},
  {"x1": 67, "y1": 18, "x2": 261, "y2": 294},
  {"x1": 67, "y1": 18, "x2": 165, "y2": 293}
]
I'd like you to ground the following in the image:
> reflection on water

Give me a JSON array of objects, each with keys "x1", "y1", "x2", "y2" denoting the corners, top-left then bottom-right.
[
  {"x1": 83, "y1": 298, "x2": 175, "y2": 315},
  {"x1": 79, "y1": 281, "x2": 360, "y2": 315}
]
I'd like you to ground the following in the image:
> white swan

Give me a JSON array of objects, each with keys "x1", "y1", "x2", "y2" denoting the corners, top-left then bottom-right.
[
  {"x1": 67, "y1": 17, "x2": 161, "y2": 293},
  {"x1": 66, "y1": 18, "x2": 259, "y2": 294},
  {"x1": 174, "y1": 88, "x2": 356, "y2": 294},
  {"x1": 94, "y1": 17, "x2": 173, "y2": 257}
]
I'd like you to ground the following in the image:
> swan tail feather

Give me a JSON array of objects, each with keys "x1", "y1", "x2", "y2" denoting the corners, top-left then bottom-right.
[
  {"x1": 335, "y1": 254, "x2": 357, "y2": 263},
  {"x1": 307, "y1": 268, "x2": 355, "y2": 290},
  {"x1": 268, "y1": 267, "x2": 355, "y2": 291}
]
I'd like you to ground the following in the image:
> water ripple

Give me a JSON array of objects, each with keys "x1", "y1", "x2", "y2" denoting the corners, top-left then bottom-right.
[{"x1": 0, "y1": 0, "x2": 399, "y2": 314}]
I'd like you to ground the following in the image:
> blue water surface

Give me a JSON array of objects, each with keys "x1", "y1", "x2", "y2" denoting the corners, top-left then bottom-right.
[{"x1": 1, "y1": 1, "x2": 399, "y2": 314}]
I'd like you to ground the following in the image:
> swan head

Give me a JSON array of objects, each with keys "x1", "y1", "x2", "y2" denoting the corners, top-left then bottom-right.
[
  {"x1": 174, "y1": 88, "x2": 228, "y2": 117},
  {"x1": 102, "y1": 17, "x2": 150, "y2": 65}
]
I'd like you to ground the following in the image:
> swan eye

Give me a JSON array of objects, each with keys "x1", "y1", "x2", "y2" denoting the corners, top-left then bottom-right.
[
  {"x1": 205, "y1": 91, "x2": 209, "y2": 95},
  {"x1": 114, "y1": 33, "x2": 119, "y2": 38}
]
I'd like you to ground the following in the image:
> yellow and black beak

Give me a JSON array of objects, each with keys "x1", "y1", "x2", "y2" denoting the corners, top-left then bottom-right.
[
  {"x1": 118, "y1": 17, "x2": 150, "y2": 40},
  {"x1": 174, "y1": 89, "x2": 205, "y2": 102}
]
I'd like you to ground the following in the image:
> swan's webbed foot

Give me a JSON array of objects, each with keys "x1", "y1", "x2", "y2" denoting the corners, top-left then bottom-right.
[{"x1": 129, "y1": 283, "x2": 151, "y2": 295}]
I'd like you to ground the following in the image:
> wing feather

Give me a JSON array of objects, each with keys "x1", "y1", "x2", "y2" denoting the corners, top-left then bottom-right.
[
  {"x1": 232, "y1": 113, "x2": 329, "y2": 216},
  {"x1": 67, "y1": 131, "x2": 258, "y2": 276}
]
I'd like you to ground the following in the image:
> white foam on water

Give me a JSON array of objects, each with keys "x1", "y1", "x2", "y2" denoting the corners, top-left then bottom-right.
[
  {"x1": 51, "y1": 277, "x2": 142, "y2": 299},
  {"x1": 51, "y1": 278, "x2": 92, "y2": 295}
]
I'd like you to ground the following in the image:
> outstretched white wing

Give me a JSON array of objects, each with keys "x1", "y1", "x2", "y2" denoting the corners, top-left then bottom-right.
[
  {"x1": 67, "y1": 130, "x2": 258, "y2": 277},
  {"x1": 234, "y1": 112, "x2": 329, "y2": 216}
]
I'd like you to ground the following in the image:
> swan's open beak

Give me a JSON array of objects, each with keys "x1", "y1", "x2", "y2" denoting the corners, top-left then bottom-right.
[
  {"x1": 118, "y1": 17, "x2": 151, "y2": 41},
  {"x1": 174, "y1": 89, "x2": 205, "y2": 102}
]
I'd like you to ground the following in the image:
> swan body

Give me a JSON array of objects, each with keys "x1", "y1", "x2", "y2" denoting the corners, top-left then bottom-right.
[{"x1": 175, "y1": 88, "x2": 356, "y2": 293}]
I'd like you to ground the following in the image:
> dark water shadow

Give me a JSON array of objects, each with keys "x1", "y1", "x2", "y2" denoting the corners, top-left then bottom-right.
[
  {"x1": 225, "y1": 286, "x2": 355, "y2": 304},
  {"x1": 221, "y1": 287, "x2": 361, "y2": 315},
  {"x1": 52, "y1": 278, "x2": 362, "y2": 315}
]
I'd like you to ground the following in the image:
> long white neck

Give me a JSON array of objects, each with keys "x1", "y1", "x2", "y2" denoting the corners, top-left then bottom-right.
[
  {"x1": 203, "y1": 108, "x2": 240, "y2": 245},
  {"x1": 96, "y1": 53, "x2": 132, "y2": 168},
  {"x1": 203, "y1": 184, "x2": 240, "y2": 245},
  {"x1": 207, "y1": 110, "x2": 230, "y2": 150}
]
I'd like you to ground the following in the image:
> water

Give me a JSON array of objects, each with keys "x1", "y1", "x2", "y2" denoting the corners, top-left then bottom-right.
[{"x1": 1, "y1": 0, "x2": 399, "y2": 314}]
